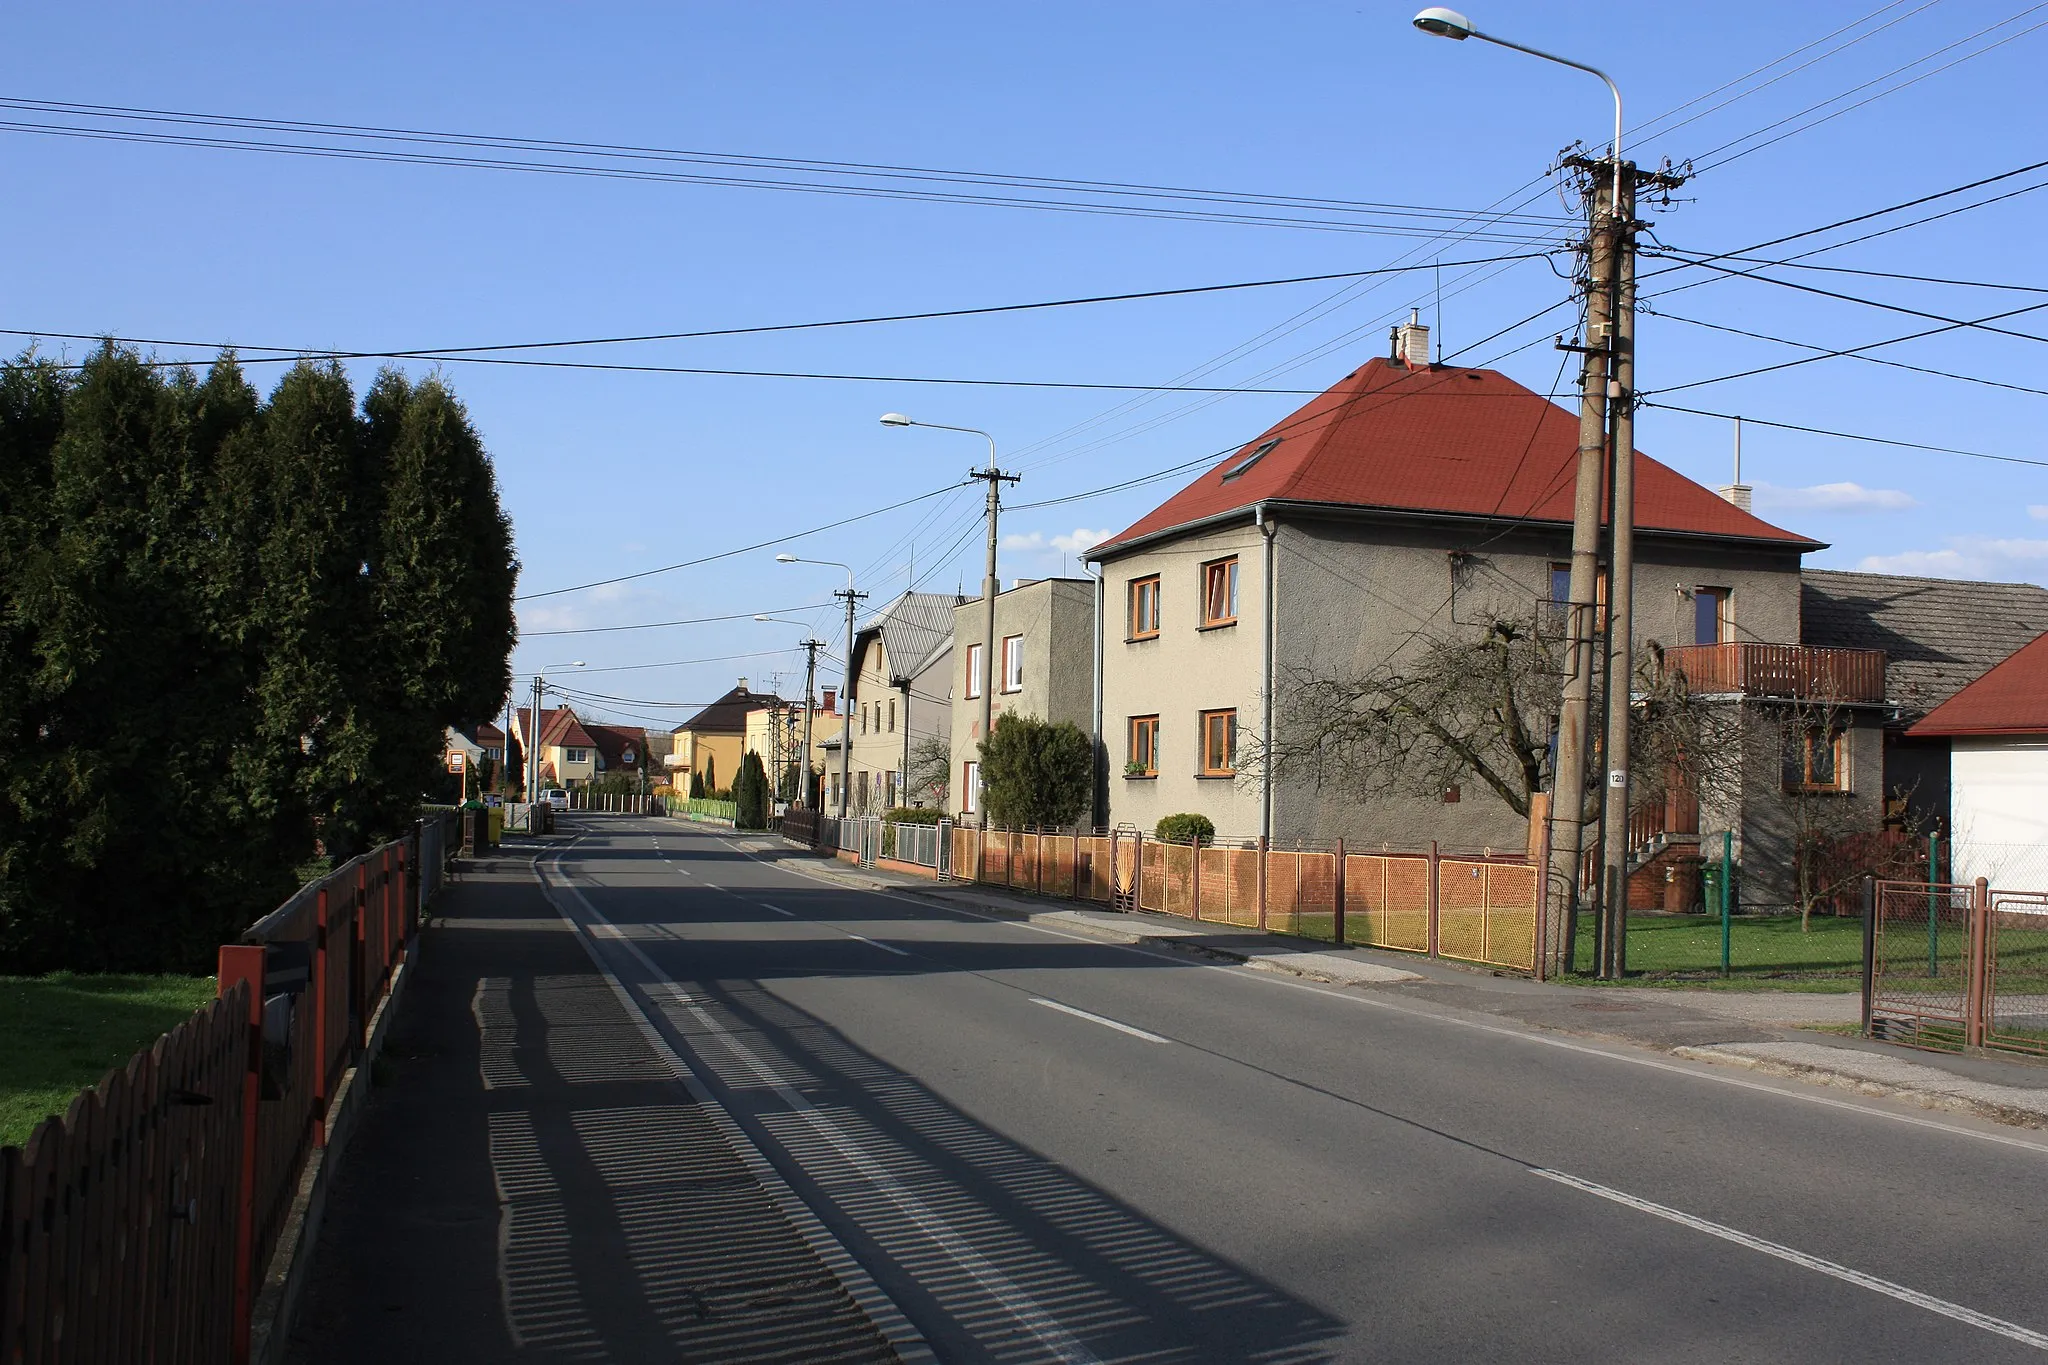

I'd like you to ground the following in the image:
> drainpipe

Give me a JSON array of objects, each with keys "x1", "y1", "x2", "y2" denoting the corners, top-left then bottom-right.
[
  {"x1": 1089, "y1": 561, "x2": 1106, "y2": 829},
  {"x1": 1258, "y1": 503, "x2": 1276, "y2": 844}
]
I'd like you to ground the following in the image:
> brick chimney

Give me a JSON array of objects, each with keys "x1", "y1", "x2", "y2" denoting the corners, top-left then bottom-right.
[{"x1": 1390, "y1": 309, "x2": 1430, "y2": 368}]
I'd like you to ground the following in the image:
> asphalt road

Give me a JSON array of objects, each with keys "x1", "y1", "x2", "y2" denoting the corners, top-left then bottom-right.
[{"x1": 541, "y1": 814, "x2": 2048, "y2": 1363}]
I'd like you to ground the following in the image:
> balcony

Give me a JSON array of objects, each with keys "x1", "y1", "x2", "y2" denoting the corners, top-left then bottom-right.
[{"x1": 1662, "y1": 643, "x2": 1885, "y2": 703}]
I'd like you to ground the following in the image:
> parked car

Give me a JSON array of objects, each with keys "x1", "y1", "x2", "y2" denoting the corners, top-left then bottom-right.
[{"x1": 542, "y1": 788, "x2": 570, "y2": 810}]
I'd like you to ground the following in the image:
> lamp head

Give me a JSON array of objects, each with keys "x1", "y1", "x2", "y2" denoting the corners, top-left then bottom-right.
[
  {"x1": 753, "y1": 614, "x2": 772, "y2": 621},
  {"x1": 879, "y1": 412, "x2": 913, "y2": 427},
  {"x1": 1412, "y1": 6, "x2": 1473, "y2": 38},
  {"x1": 775, "y1": 552, "x2": 800, "y2": 563}
]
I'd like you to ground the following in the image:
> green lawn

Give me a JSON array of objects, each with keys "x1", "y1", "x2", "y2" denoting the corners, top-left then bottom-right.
[
  {"x1": 1572, "y1": 912, "x2": 1866, "y2": 984},
  {"x1": 0, "y1": 974, "x2": 219, "y2": 1149}
]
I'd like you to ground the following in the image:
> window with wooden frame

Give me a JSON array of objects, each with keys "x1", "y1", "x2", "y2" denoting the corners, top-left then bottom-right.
[
  {"x1": 1001, "y1": 634, "x2": 1024, "y2": 692},
  {"x1": 961, "y1": 759, "x2": 981, "y2": 815},
  {"x1": 1694, "y1": 586, "x2": 1733, "y2": 646},
  {"x1": 1128, "y1": 575, "x2": 1161, "y2": 640},
  {"x1": 1782, "y1": 724, "x2": 1849, "y2": 793},
  {"x1": 963, "y1": 642, "x2": 983, "y2": 699},
  {"x1": 1127, "y1": 715, "x2": 1159, "y2": 777},
  {"x1": 1547, "y1": 561, "x2": 1609, "y2": 607},
  {"x1": 1201, "y1": 556, "x2": 1239, "y2": 628},
  {"x1": 1198, "y1": 708, "x2": 1237, "y2": 776}
]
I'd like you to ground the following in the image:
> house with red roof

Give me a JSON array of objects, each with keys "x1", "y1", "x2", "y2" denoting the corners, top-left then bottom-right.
[
  {"x1": 512, "y1": 705, "x2": 600, "y2": 788},
  {"x1": 1086, "y1": 322, "x2": 1891, "y2": 907},
  {"x1": 1908, "y1": 630, "x2": 2048, "y2": 885}
]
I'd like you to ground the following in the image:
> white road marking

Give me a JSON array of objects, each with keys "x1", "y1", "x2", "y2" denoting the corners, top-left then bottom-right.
[
  {"x1": 721, "y1": 838, "x2": 2048, "y2": 1157},
  {"x1": 540, "y1": 847, "x2": 1097, "y2": 1365},
  {"x1": 760, "y1": 903, "x2": 797, "y2": 917},
  {"x1": 1031, "y1": 998, "x2": 1171, "y2": 1044},
  {"x1": 1533, "y1": 1167, "x2": 2048, "y2": 1351},
  {"x1": 843, "y1": 932, "x2": 911, "y2": 957}
]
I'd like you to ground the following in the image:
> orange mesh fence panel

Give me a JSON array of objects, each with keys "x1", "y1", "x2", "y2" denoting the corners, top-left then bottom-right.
[
  {"x1": 1870, "y1": 881, "x2": 1974, "y2": 1049},
  {"x1": 1139, "y1": 840, "x2": 1165, "y2": 912},
  {"x1": 1197, "y1": 848, "x2": 1228, "y2": 921},
  {"x1": 984, "y1": 831, "x2": 1010, "y2": 886},
  {"x1": 1008, "y1": 833, "x2": 1036, "y2": 890},
  {"x1": 1346, "y1": 855, "x2": 1431, "y2": 952},
  {"x1": 1079, "y1": 836, "x2": 1114, "y2": 902},
  {"x1": 950, "y1": 826, "x2": 977, "y2": 880},
  {"x1": 1987, "y1": 890, "x2": 2048, "y2": 1056},
  {"x1": 1437, "y1": 859, "x2": 1537, "y2": 971},
  {"x1": 1226, "y1": 848, "x2": 1262, "y2": 928},
  {"x1": 1044, "y1": 837, "x2": 1078, "y2": 899}
]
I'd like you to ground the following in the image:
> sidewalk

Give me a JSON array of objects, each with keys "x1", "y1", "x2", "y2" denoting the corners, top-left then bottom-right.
[
  {"x1": 747, "y1": 836, "x2": 2048, "y2": 1131},
  {"x1": 284, "y1": 844, "x2": 906, "y2": 1364}
]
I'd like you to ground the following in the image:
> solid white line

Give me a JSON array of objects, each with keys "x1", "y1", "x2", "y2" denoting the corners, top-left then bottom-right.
[
  {"x1": 543, "y1": 845, "x2": 1098, "y2": 1365},
  {"x1": 1031, "y1": 998, "x2": 1171, "y2": 1044},
  {"x1": 760, "y1": 903, "x2": 797, "y2": 917},
  {"x1": 706, "y1": 829, "x2": 2048, "y2": 1157},
  {"x1": 1532, "y1": 1167, "x2": 2048, "y2": 1351}
]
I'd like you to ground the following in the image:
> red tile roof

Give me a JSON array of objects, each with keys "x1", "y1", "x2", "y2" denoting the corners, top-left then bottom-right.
[
  {"x1": 1908, "y1": 630, "x2": 2048, "y2": 737},
  {"x1": 516, "y1": 706, "x2": 597, "y2": 750},
  {"x1": 1093, "y1": 358, "x2": 1820, "y2": 555}
]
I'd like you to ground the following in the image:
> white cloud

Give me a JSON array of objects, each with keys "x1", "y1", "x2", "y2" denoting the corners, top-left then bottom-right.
[
  {"x1": 1857, "y1": 536, "x2": 2048, "y2": 581},
  {"x1": 1753, "y1": 481, "x2": 1915, "y2": 513},
  {"x1": 999, "y1": 527, "x2": 1114, "y2": 556},
  {"x1": 2028, "y1": 505, "x2": 2048, "y2": 521}
]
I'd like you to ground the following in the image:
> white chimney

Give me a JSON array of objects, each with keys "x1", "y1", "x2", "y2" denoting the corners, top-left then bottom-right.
[
  {"x1": 1718, "y1": 484, "x2": 1754, "y2": 512},
  {"x1": 1396, "y1": 309, "x2": 1430, "y2": 368}
]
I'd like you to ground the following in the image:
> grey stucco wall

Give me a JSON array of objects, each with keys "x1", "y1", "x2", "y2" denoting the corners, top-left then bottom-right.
[
  {"x1": 1732, "y1": 705, "x2": 1886, "y2": 910},
  {"x1": 948, "y1": 578, "x2": 1095, "y2": 821}
]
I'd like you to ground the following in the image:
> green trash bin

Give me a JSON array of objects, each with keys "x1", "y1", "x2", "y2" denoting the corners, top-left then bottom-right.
[{"x1": 1701, "y1": 861, "x2": 1724, "y2": 917}]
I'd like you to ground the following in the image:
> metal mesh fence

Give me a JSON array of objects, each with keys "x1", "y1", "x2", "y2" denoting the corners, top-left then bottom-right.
[
  {"x1": 1437, "y1": 859, "x2": 1539, "y2": 972},
  {"x1": 1870, "y1": 881, "x2": 1977, "y2": 1049},
  {"x1": 1344, "y1": 854, "x2": 1431, "y2": 954},
  {"x1": 1987, "y1": 890, "x2": 2048, "y2": 1056}
]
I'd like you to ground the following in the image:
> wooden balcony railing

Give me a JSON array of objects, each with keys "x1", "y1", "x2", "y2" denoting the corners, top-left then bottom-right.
[{"x1": 1662, "y1": 643, "x2": 1885, "y2": 703}]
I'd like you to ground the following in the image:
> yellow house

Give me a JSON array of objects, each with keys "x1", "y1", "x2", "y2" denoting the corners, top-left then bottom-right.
[
  {"x1": 669, "y1": 684, "x2": 781, "y2": 795},
  {"x1": 743, "y1": 700, "x2": 839, "y2": 799},
  {"x1": 513, "y1": 705, "x2": 600, "y2": 789}
]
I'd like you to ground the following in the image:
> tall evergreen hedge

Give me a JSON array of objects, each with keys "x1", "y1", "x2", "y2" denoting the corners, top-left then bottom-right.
[{"x1": 0, "y1": 345, "x2": 518, "y2": 972}]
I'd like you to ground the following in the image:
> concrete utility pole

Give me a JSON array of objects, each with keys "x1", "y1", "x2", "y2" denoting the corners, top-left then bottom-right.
[
  {"x1": 836, "y1": 583, "x2": 866, "y2": 818},
  {"x1": 799, "y1": 639, "x2": 823, "y2": 806},
  {"x1": 526, "y1": 675, "x2": 543, "y2": 813},
  {"x1": 880, "y1": 413, "x2": 1015, "y2": 824}
]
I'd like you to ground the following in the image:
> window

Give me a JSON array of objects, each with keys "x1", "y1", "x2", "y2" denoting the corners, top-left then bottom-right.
[
  {"x1": 1201, "y1": 557, "x2": 1239, "y2": 627},
  {"x1": 1783, "y1": 726, "x2": 1849, "y2": 793},
  {"x1": 1128, "y1": 575, "x2": 1161, "y2": 639},
  {"x1": 964, "y1": 643, "x2": 983, "y2": 699},
  {"x1": 1002, "y1": 634, "x2": 1024, "y2": 692},
  {"x1": 1199, "y1": 709, "x2": 1237, "y2": 776},
  {"x1": 961, "y1": 760, "x2": 981, "y2": 815},
  {"x1": 1694, "y1": 587, "x2": 1733, "y2": 646},
  {"x1": 1127, "y1": 715, "x2": 1159, "y2": 777},
  {"x1": 860, "y1": 705, "x2": 869, "y2": 735},
  {"x1": 1547, "y1": 562, "x2": 1610, "y2": 606},
  {"x1": 887, "y1": 700, "x2": 896, "y2": 733},
  {"x1": 564, "y1": 747, "x2": 589, "y2": 765},
  {"x1": 1222, "y1": 437, "x2": 1281, "y2": 481}
]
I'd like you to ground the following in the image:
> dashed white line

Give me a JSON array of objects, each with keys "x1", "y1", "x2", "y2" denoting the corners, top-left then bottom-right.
[
  {"x1": 1533, "y1": 1167, "x2": 2048, "y2": 1351},
  {"x1": 842, "y1": 932, "x2": 910, "y2": 957},
  {"x1": 1030, "y1": 998, "x2": 1170, "y2": 1044},
  {"x1": 760, "y1": 903, "x2": 797, "y2": 917}
]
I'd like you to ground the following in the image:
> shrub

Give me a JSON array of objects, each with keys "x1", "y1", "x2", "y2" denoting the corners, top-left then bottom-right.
[
  {"x1": 688, "y1": 772, "x2": 704, "y2": 798},
  {"x1": 1154, "y1": 813, "x2": 1215, "y2": 846},
  {"x1": 884, "y1": 806, "x2": 944, "y2": 825},
  {"x1": 978, "y1": 713, "x2": 1093, "y2": 829},
  {"x1": 733, "y1": 752, "x2": 770, "y2": 830}
]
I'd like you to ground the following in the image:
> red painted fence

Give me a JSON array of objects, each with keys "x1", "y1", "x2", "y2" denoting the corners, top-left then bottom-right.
[{"x1": 0, "y1": 816, "x2": 452, "y2": 1364}]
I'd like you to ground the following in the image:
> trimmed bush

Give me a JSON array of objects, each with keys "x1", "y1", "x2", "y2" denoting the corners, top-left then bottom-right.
[
  {"x1": 884, "y1": 806, "x2": 944, "y2": 825},
  {"x1": 1154, "y1": 813, "x2": 1215, "y2": 846}
]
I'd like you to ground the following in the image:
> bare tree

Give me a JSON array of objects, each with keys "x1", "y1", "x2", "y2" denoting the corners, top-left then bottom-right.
[
  {"x1": 905, "y1": 734, "x2": 951, "y2": 807},
  {"x1": 1249, "y1": 613, "x2": 1740, "y2": 823}
]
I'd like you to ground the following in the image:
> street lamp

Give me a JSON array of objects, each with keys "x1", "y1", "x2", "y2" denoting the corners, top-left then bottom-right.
[
  {"x1": 1411, "y1": 8, "x2": 1621, "y2": 208},
  {"x1": 1412, "y1": 9, "x2": 1641, "y2": 979},
  {"x1": 881, "y1": 413, "x2": 1014, "y2": 824},
  {"x1": 776, "y1": 555, "x2": 864, "y2": 819}
]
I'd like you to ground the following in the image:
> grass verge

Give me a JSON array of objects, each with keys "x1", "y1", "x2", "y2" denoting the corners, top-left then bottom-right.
[{"x1": 0, "y1": 974, "x2": 219, "y2": 1148}]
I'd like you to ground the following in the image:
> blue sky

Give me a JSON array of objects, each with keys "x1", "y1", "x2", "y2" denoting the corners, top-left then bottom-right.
[{"x1": 7, "y1": 2, "x2": 2045, "y2": 728}]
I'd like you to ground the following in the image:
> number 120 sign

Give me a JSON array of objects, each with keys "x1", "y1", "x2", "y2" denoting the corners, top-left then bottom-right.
[{"x1": 447, "y1": 752, "x2": 466, "y2": 773}]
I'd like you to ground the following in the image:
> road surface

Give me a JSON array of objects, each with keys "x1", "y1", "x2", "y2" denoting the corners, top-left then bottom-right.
[{"x1": 534, "y1": 813, "x2": 2048, "y2": 1362}]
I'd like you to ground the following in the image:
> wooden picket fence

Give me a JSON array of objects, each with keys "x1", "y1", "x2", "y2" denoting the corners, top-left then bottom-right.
[{"x1": 0, "y1": 816, "x2": 449, "y2": 1364}]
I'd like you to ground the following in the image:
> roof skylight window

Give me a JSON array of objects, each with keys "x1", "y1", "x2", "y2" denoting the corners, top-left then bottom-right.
[{"x1": 1222, "y1": 437, "x2": 1280, "y2": 481}]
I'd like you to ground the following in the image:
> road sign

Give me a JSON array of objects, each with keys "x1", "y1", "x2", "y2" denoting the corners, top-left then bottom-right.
[{"x1": 447, "y1": 751, "x2": 466, "y2": 773}]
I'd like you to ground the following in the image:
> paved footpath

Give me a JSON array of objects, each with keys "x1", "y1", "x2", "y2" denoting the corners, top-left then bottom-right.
[{"x1": 284, "y1": 848, "x2": 913, "y2": 1363}]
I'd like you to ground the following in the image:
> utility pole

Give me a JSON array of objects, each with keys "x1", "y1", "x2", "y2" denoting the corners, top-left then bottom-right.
[
  {"x1": 1546, "y1": 165, "x2": 1619, "y2": 979},
  {"x1": 837, "y1": 584, "x2": 866, "y2": 819},
  {"x1": 898, "y1": 677, "x2": 913, "y2": 807},
  {"x1": 972, "y1": 460, "x2": 1019, "y2": 824},
  {"x1": 526, "y1": 675, "x2": 543, "y2": 817},
  {"x1": 798, "y1": 638, "x2": 824, "y2": 807}
]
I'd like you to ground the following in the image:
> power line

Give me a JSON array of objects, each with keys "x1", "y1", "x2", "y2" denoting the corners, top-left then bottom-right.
[
  {"x1": 1639, "y1": 400, "x2": 2048, "y2": 469},
  {"x1": 516, "y1": 479, "x2": 972, "y2": 601},
  {"x1": 1645, "y1": 307, "x2": 2048, "y2": 399},
  {"x1": 519, "y1": 603, "x2": 835, "y2": 637},
  {"x1": 1654, "y1": 250, "x2": 2048, "y2": 295},
  {"x1": 556, "y1": 649, "x2": 795, "y2": 677},
  {"x1": 1647, "y1": 255, "x2": 2048, "y2": 346}
]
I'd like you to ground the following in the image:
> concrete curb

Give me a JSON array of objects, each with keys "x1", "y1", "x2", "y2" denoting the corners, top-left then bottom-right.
[
  {"x1": 1670, "y1": 1042, "x2": 2048, "y2": 1132},
  {"x1": 247, "y1": 939, "x2": 417, "y2": 1365}
]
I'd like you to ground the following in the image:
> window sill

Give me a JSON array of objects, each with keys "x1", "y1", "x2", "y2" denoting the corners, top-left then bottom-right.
[
  {"x1": 1125, "y1": 633, "x2": 1159, "y2": 644},
  {"x1": 1123, "y1": 772, "x2": 1157, "y2": 781},
  {"x1": 1000, "y1": 686, "x2": 1023, "y2": 695},
  {"x1": 1193, "y1": 771, "x2": 1237, "y2": 780},
  {"x1": 1197, "y1": 619, "x2": 1238, "y2": 632},
  {"x1": 1784, "y1": 785, "x2": 1852, "y2": 796}
]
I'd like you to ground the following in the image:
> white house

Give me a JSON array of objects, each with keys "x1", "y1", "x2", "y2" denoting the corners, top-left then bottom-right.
[{"x1": 1908, "y1": 629, "x2": 2048, "y2": 887}]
